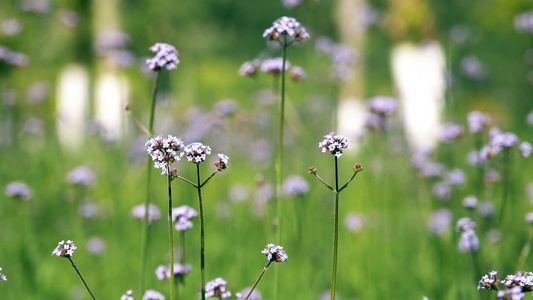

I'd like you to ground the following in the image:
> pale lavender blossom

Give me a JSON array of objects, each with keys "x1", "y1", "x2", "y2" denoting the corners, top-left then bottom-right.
[
  {"x1": 94, "y1": 30, "x2": 131, "y2": 56},
  {"x1": 146, "y1": 43, "x2": 179, "y2": 71},
  {"x1": 262, "y1": 16, "x2": 310, "y2": 42},
  {"x1": 410, "y1": 148, "x2": 432, "y2": 169},
  {"x1": 497, "y1": 286, "x2": 525, "y2": 299},
  {"x1": 120, "y1": 290, "x2": 134, "y2": 300},
  {"x1": 146, "y1": 134, "x2": 184, "y2": 175},
  {"x1": 1, "y1": 19, "x2": 22, "y2": 36},
  {"x1": 427, "y1": 209, "x2": 453, "y2": 236},
  {"x1": 86, "y1": 237, "x2": 105, "y2": 255},
  {"x1": 0, "y1": 267, "x2": 6, "y2": 281},
  {"x1": 239, "y1": 60, "x2": 260, "y2": 76},
  {"x1": 66, "y1": 165, "x2": 96, "y2": 186},
  {"x1": 131, "y1": 203, "x2": 161, "y2": 224},
  {"x1": 78, "y1": 201, "x2": 99, "y2": 218},
  {"x1": 20, "y1": 0, "x2": 50, "y2": 13},
  {"x1": 462, "y1": 195, "x2": 478, "y2": 208},
  {"x1": 458, "y1": 229, "x2": 479, "y2": 252},
  {"x1": 526, "y1": 212, "x2": 533, "y2": 224},
  {"x1": 345, "y1": 213, "x2": 366, "y2": 233},
  {"x1": 319, "y1": 132, "x2": 350, "y2": 158},
  {"x1": 527, "y1": 110, "x2": 533, "y2": 125},
  {"x1": 456, "y1": 217, "x2": 476, "y2": 232},
  {"x1": 214, "y1": 153, "x2": 229, "y2": 171},
  {"x1": 467, "y1": 111, "x2": 490, "y2": 133},
  {"x1": 420, "y1": 161, "x2": 445, "y2": 178},
  {"x1": 0, "y1": 45, "x2": 28, "y2": 67},
  {"x1": 142, "y1": 289, "x2": 165, "y2": 300},
  {"x1": 155, "y1": 263, "x2": 192, "y2": 280},
  {"x1": 445, "y1": 168, "x2": 465, "y2": 186},
  {"x1": 183, "y1": 142, "x2": 212, "y2": 163},
  {"x1": 289, "y1": 66, "x2": 306, "y2": 81},
  {"x1": 461, "y1": 56, "x2": 487, "y2": 80},
  {"x1": 235, "y1": 287, "x2": 262, "y2": 300},
  {"x1": 467, "y1": 149, "x2": 488, "y2": 167},
  {"x1": 364, "y1": 113, "x2": 381, "y2": 131},
  {"x1": 515, "y1": 11, "x2": 533, "y2": 34},
  {"x1": 432, "y1": 182, "x2": 451, "y2": 200},
  {"x1": 367, "y1": 96, "x2": 398, "y2": 116},
  {"x1": 282, "y1": 0, "x2": 301, "y2": 8},
  {"x1": 490, "y1": 131, "x2": 518, "y2": 153},
  {"x1": 4, "y1": 181, "x2": 32, "y2": 200},
  {"x1": 478, "y1": 271, "x2": 499, "y2": 290},
  {"x1": 282, "y1": 175, "x2": 309, "y2": 197},
  {"x1": 106, "y1": 50, "x2": 135, "y2": 67},
  {"x1": 260, "y1": 57, "x2": 290, "y2": 74},
  {"x1": 52, "y1": 240, "x2": 77, "y2": 257},
  {"x1": 214, "y1": 99, "x2": 238, "y2": 117},
  {"x1": 484, "y1": 169, "x2": 500, "y2": 184},
  {"x1": 204, "y1": 277, "x2": 231, "y2": 298},
  {"x1": 479, "y1": 200, "x2": 494, "y2": 218},
  {"x1": 520, "y1": 142, "x2": 532, "y2": 157},
  {"x1": 262, "y1": 243, "x2": 288, "y2": 262},
  {"x1": 437, "y1": 122, "x2": 464, "y2": 143},
  {"x1": 172, "y1": 205, "x2": 198, "y2": 231}
]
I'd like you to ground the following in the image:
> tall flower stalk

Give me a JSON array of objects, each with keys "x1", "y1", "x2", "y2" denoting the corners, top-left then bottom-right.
[
  {"x1": 52, "y1": 240, "x2": 97, "y2": 300},
  {"x1": 310, "y1": 132, "x2": 363, "y2": 300},
  {"x1": 244, "y1": 244, "x2": 288, "y2": 300},
  {"x1": 174, "y1": 143, "x2": 229, "y2": 300},
  {"x1": 146, "y1": 134, "x2": 185, "y2": 300}
]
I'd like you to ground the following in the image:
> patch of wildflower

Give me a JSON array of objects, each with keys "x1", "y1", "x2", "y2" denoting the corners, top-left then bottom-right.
[
  {"x1": 515, "y1": 11, "x2": 533, "y2": 34},
  {"x1": 262, "y1": 16, "x2": 310, "y2": 42},
  {"x1": 214, "y1": 153, "x2": 229, "y2": 171},
  {"x1": 52, "y1": 240, "x2": 77, "y2": 257},
  {"x1": 146, "y1": 43, "x2": 179, "y2": 71},
  {"x1": 235, "y1": 287, "x2": 262, "y2": 300},
  {"x1": 205, "y1": 277, "x2": 231, "y2": 298},
  {"x1": 467, "y1": 111, "x2": 491, "y2": 133},
  {"x1": 155, "y1": 263, "x2": 192, "y2": 280},
  {"x1": 120, "y1": 290, "x2": 134, "y2": 300},
  {"x1": 0, "y1": 267, "x2": 6, "y2": 281},
  {"x1": 183, "y1": 142, "x2": 211, "y2": 163},
  {"x1": 172, "y1": 205, "x2": 198, "y2": 231},
  {"x1": 478, "y1": 271, "x2": 500, "y2": 290},
  {"x1": 319, "y1": 132, "x2": 350, "y2": 158},
  {"x1": 437, "y1": 122, "x2": 464, "y2": 143},
  {"x1": 4, "y1": 181, "x2": 32, "y2": 199},
  {"x1": 142, "y1": 289, "x2": 165, "y2": 300},
  {"x1": 131, "y1": 203, "x2": 161, "y2": 224},
  {"x1": 146, "y1": 134, "x2": 184, "y2": 175},
  {"x1": 262, "y1": 243, "x2": 288, "y2": 262}
]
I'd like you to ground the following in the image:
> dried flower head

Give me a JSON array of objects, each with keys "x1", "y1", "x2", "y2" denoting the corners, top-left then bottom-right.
[
  {"x1": 172, "y1": 205, "x2": 198, "y2": 231},
  {"x1": 146, "y1": 43, "x2": 179, "y2": 71},
  {"x1": 155, "y1": 263, "x2": 192, "y2": 280},
  {"x1": 262, "y1": 16, "x2": 310, "y2": 42},
  {"x1": 318, "y1": 132, "x2": 350, "y2": 158},
  {"x1": 262, "y1": 243, "x2": 288, "y2": 262},
  {"x1": 52, "y1": 240, "x2": 77, "y2": 257},
  {"x1": 183, "y1": 142, "x2": 212, "y2": 163},
  {"x1": 214, "y1": 153, "x2": 229, "y2": 171},
  {"x1": 146, "y1": 134, "x2": 184, "y2": 175},
  {"x1": 205, "y1": 277, "x2": 231, "y2": 298}
]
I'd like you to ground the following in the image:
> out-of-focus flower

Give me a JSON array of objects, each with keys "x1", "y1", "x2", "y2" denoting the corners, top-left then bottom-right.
[
  {"x1": 282, "y1": 175, "x2": 309, "y2": 197},
  {"x1": 419, "y1": 161, "x2": 445, "y2": 178},
  {"x1": 282, "y1": 0, "x2": 302, "y2": 8},
  {"x1": 235, "y1": 287, "x2": 262, "y2": 300},
  {"x1": 239, "y1": 60, "x2": 260, "y2": 77},
  {"x1": 479, "y1": 200, "x2": 494, "y2": 218},
  {"x1": 289, "y1": 66, "x2": 306, "y2": 81},
  {"x1": 120, "y1": 289, "x2": 134, "y2": 300},
  {"x1": 515, "y1": 11, "x2": 533, "y2": 34},
  {"x1": 520, "y1": 142, "x2": 532, "y2": 157},
  {"x1": 52, "y1": 240, "x2": 77, "y2": 257},
  {"x1": 525, "y1": 212, "x2": 533, "y2": 224},
  {"x1": 204, "y1": 277, "x2": 231, "y2": 298},
  {"x1": 458, "y1": 229, "x2": 479, "y2": 252},
  {"x1": 183, "y1": 142, "x2": 211, "y2": 163},
  {"x1": 1, "y1": 19, "x2": 22, "y2": 36},
  {"x1": 146, "y1": 135, "x2": 184, "y2": 175},
  {"x1": 94, "y1": 30, "x2": 131, "y2": 56},
  {"x1": 527, "y1": 110, "x2": 533, "y2": 126},
  {"x1": 260, "y1": 57, "x2": 290, "y2": 74},
  {"x1": 467, "y1": 111, "x2": 490, "y2": 133},
  {"x1": 146, "y1": 43, "x2": 179, "y2": 71},
  {"x1": 79, "y1": 201, "x2": 99, "y2": 218},
  {"x1": 214, "y1": 99, "x2": 238, "y2": 117},
  {"x1": 461, "y1": 56, "x2": 487, "y2": 80},
  {"x1": 319, "y1": 132, "x2": 350, "y2": 158},
  {"x1": 20, "y1": 0, "x2": 50, "y2": 13},
  {"x1": 86, "y1": 237, "x2": 105, "y2": 255},
  {"x1": 4, "y1": 181, "x2": 32, "y2": 200},
  {"x1": 490, "y1": 131, "x2": 518, "y2": 153},
  {"x1": 262, "y1": 243, "x2": 288, "y2": 262},
  {"x1": 367, "y1": 96, "x2": 398, "y2": 116},
  {"x1": 437, "y1": 122, "x2": 464, "y2": 143},
  {"x1": 456, "y1": 217, "x2": 476, "y2": 232},
  {"x1": 66, "y1": 166, "x2": 96, "y2": 186},
  {"x1": 263, "y1": 16, "x2": 310, "y2": 42},
  {"x1": 142, "y1": 289, "x2": 165, "y2": 300},
  {"x1": 427, "y1": 209, "x2": 453, "y2": 236},
  {"x1": 446, "y1": 168, "x2": 465, "y2": 186},
  {"x1": 172, "y1": 205, "x2": 198, "y2": 231},
  {"x1": 155, "y1": 263, "x2": 192, "y2": 280},
  {"x1": 0, "y1": 45, "x2": 29, "y2": 67},
  {"x1": 315, "y1": 36, "x2": 359, "y2": 82},
  {"x1": 61, "y1": 10, "x2": 80, "y2": 28},
  {"x1": 484, "y1": 169, "x2": 500, "y2": 184},
  {"x1": 497, "y1": 286, "x2": 525, "y2": 299},
  {"x1": 345, "y1": 213, "x2": 366, "y2": 233},
  {"x1": 131, "y1": 203, "x2": 161, "y2": 224},
  {"x1": 214, "y1": 153, "x2": 229, "y2": 171},
  {"x1": 462, "y1": 196, "x2": 478, "y2": 208},
  {"x1": 432, "y1": 182, "x2": 451, "y2": 200},
  {"x1": 26, "y1": 81, "x2": 49, "y2": 104},
  {"x1": 0, "y1": 267, "x2": 7, "y2": 281}
]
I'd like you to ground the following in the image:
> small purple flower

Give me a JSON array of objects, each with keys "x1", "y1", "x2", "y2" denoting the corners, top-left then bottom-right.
[
  {"x1": 238, "y1": 60, "x2": 260, "y2": 76},
  {"x1": 462, "y1": 196, "x2": 478, "y2": 208},
  {"x1": 262, "y1": 243, "x2": 288, "y2": 262},
  {"x1": 131, "y1": 203, "x2": 161, "y2": 224},
  {"x1": 172, "y1": 205, "x2": 198, "y2": 231},
  {"x1": 204, "y1": 277, "x2": 231, "y2": 298},
  {"x1": 260, "y1": 57, "x2": 290, "y2": 74},
  {"x1": 367, "y1": 96, "x2": 398, "y2": 116},
  {"x1": 183, "y1": 142, "x2": 211, "y2": 163},
  {"x1": 437, "y1": 122, "x2": 464, "y2": 143},
  {"x1": 263, "y1": 16, "x2": 310, "y2": 42},
  {"x1": 319, "y1": 132, "x2": 350, "y2": 158},
  {"x1": 155, "y1": 263, "x2": 192, "y2": 280},
  {"x1": 478, "y1": 271, "x2": 499, "y2": 290},
  {"x1": 146, "y1": 134, "x2": 184, "y2": 175},
  {"x1": 520, "y1": 142, "x2": 532, "y2": 157},
  {"x1": 490, "y1": 131, "x2": 518, "y2": 152},
  {"x1": 66, "y1": 165, "x2": 96, "y2": 186},
  {"x1": 52, "y1": 240, "x2": 77, "y2": 257},
  {"x1": 142, "y1": 289, "x2": 165, "y2": 300},
  {"x1": 0, "y1": 267, "x2": 6, "y2": 281},
  {"x1": 4, "y1": 181, "x2": 32, "y2": 200},
  {"x1": 446, "y1": 168, "x2": 465, "y2": 186},
  {"x1": 467, "y1": 111, "x2": 490, "y2": 133},
  {"x1": 289, "y1": 66, "x2": 306, "y2": 81},
  {"x1": 515, "y1": 11, "x2": 533, "y2": 34},
  {"x1": 120, "y1": 290, "x2": 134, "y2": 300},
  {"x1": 432, "y1": 182, "x2": 451, "y2": 200},
  {"x1": 146, "y1": 43, "x2": 179, "y2": 71},
  {"x1": 214, "y1": 153, "x2": 229, "y2": 171},
  {"x1": 282, "y1": 175, "x2": 309, "y2": 197},
  {"x1": 427, "y1": 209, "x2": 453, "y2": 236}
]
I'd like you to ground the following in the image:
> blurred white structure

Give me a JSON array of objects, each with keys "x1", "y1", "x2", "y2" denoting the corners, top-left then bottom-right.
[
  {"x1": 94, "y1": 72, "x2": 128, "y2": 141},
  {"x1": 391, "y1": 41, "x2": 446, "y2": 151},
  {"x1": 56, "y1": 64, "x2": 89, "y2": 148}
]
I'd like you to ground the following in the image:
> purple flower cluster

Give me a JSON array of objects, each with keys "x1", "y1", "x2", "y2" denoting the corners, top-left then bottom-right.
[
  {"x1": 183, "y1": 142, "x2": 212, "y2": 163},
  {"x1": 319, "y1": 132, "x2": 350, "y2": 158},
  {"x1": 367, "y1": 96, "x2": 398, "y2": 116},
  {"x1": 260, "y1": 57, "x2": 290, "y2": 74},
  {"x1": 467, "y1": 111, "x2": 490, "y2": 133},
  {"x1": 263, "y1": 16, "x2": 310, "y2": 42},
  {"x1": 155, "y1": 263, "x2": 192, "y2": 280},
  {"x1": 146, "y1": 43, "x2": 180, "y2": 71},
  {"x1": 51, "y1": 240, "x2": 77, "y2": 258},
  {"x1": 262, "y1": 243, "x2": 288, "y2": 262},
  {"x1": 172, "y1": 205, "x2": 198, "y2": 231},
  {"x1": 205, "y1": 277, "x2": 231, "y2": 298},
  {"x1": 455, "y1": 218, "x2": 478, "y2": 253},
  {"x1": 515, "y1": 11, "x2": 533, "y2": 34},
  {"x1": 146, "y1": 134, "x2": 184, "y2": 174},
  {"x1": 437, "y1": 122, "x2": 464, "y2": 143}
]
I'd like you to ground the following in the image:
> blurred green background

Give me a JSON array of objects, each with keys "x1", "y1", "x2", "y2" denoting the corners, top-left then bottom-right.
[{"x1": 1, "y1": 0, "x2": 533, "y2": 299}]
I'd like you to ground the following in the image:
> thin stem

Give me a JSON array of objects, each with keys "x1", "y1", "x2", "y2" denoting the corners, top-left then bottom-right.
[
  {"x1": 196, "y1": 163, "x2": 206, "y2": 300},
  {"x1": 176, "y1": 175, "x2": 197, "y2": 188},
  {"x1": 199, "y1": 170, "x2": 219, "y2": 188},
  {"x1": 312, "y1": 172, "x2": 334, "y2": 191},
  {"x1": 67, "y1": 257, "x2": 97, "y2": 300},
  {"x1": 331, "y1": 156, "x2": 340, "y2": 300},
  {"x1": 148, "y1": 70, "x2": 161, "y2": 135},
  {"x1": 499, "y1": 148, "x2": 511, "y2": 229},
  {"x1": 338, "y1": 171, "x2": 361, "y2": 193},
  {"x1": 127, "y1": 110, "x2": 151, "y2": 136},
  {"x1": 167, "y1": 166, "x2": 175, "y2": 300},
  {"x1": 245, "y1": 261, "x2": 273, "y2": 300},
  {"x1": 516, "y1": 226, "x2": 533, "y2": 270}
]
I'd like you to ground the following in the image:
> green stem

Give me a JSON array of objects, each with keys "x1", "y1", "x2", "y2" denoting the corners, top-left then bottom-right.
[
  {"x1": 516, "y1": 226, "x2": 533, "y2": 271},
  {"x1": 245, "y1": 261, "x2": 273, "y2": 300},
  {"x1": 331, "y1": 156, "x2": 340, "y2": 300},
  {"x1": 499, "y1": 148, "x2": 511, "y2": 229},
  {"x1": 196, "y1": 163, "x2": 206, "y2": 300},
  {"x1": 148, "y1": 70, "x2": 161, "y2": 135},
  {"x1": 313, "y1": 172, "x2": 334, "y2": 191},
  {"x1": 68, "y1": 257, "x2": 97, "y2": 300},
  {"x1": 167, "y1": 165, "x2": 175, "y2": 300}
]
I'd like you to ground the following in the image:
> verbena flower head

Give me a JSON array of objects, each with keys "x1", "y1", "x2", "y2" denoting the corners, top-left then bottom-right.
[
  {"x1": 501, "y1": 271, "x2": 533, "y2": 290},
  {"x1": 146, "y1": 134, "x2": 184, "y2": 175},
  {"x1": 467, "y1": 111, "x2": 490, "y2": 133},
  {"x1": 238, "y1": 60, "x2": 260, "y2": 77},
  {"x1": 462, "y1": 195, "x2": 478, "y2": 208},
  {"x1": 262, "y1": 243, "x2": 288, "y2": 262},
  {"x1": 490, "y1": 131, "x2": 518, "y2": 153},
  {"x1": 319, "y1": 132, "x2": 350, "y2": 158},
  {"x1": 131, "y1": 203, "x2": 161, "y2": 224},
  {"x1": 289, "y1": 66, "x2": 306, "y2": 81},
  {"x1": 0, "y1": 267, "x2": 6, "y2": 281},
  {"x1": 282, "y1": 175, "x2": 309, "y2": 197},
  {"x1": 437, "y1": 122, "x2": 464, "y2": 143},
  {"x1": 520, "y1": 142, "x2": 532, "y2": 158},
  {"x1": 214, "y1": 153, "x2": 229, "y2": 171},
  {"x1": 478, "y1": 271, "x2": 499, "y2": 290},
  {"x1": 263, "y1": 16, "x2": 310, "y2": 42},
  {"x1": 155, "y1": 263, "x2": 192, "y2": 280},
  {"x1": 205, "y1": 277, "x2": 231, "y2": 298},
  {"x1": 260, "y1": 57, "x2": 290, "y2": 74},
  {"x1": 66, "y1": 165, "x2": 96, "y2": 186},
  {"x1": 427, "y1": 209, "x2": 453, "y2": 236},
  {"x1": 515, "y1": 10, "x2": 533, "y2": 34},
  {"x1": 367, "y1": 96, "x2": 398, "y2": 116},
  {"x1": 172, "y1": 205, "x2": 198, "y2": 231},
  {"x1": 146, "y1": 42, "x2": 179, "y2": 71},
  {"x1": 183, "y1": 142, "x2": 211, "y2": 163},
  {"x1": 120, "y1": 289, "x2": 134, "y2": 300},
  {"x1": 4, "y1": 181, "x2": 32, "y2": 200},
  {"x1": 52, "y1": 240, "x2": 77, "y2": 258},
  {"x1": 142, "y1": 289, "x2": 165, "y2": 300},
  {"x1": 497, "y1": 286, "x2": 525, "y2": 299}
]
